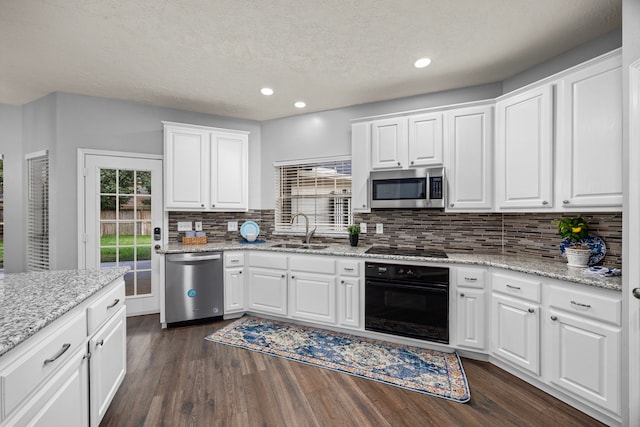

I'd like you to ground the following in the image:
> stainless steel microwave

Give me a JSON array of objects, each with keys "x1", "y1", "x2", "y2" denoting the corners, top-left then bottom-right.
[{"x1": 369, "y1": 167, "x2": 445, "y2": 209}]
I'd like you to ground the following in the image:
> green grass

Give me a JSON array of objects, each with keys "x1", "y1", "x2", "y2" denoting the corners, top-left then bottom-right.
[{"x1": 100, "y1": 235, "x2": 151, "y2": 263}]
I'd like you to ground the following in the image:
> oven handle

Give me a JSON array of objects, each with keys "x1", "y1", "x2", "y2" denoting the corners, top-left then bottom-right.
[{"x1": 366, "y1": 280, "x2": 448, "y2": 294}]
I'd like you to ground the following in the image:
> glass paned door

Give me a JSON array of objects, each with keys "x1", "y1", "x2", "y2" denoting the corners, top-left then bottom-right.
[
  {"x1": 98, "y1": 168, "x2": 152, "y2": 297},
  {"x1": 84, "y1": 153, "x2": 162, "y2": 316}
]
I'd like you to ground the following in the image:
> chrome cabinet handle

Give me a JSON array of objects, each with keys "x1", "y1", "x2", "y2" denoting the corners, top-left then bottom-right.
[
  {"x1": 542, "y1": 201, "x2": 548, "y2": 205},
  {"x1": 563, "y1": 200, "x2": 569, "y2": 204},
  {"x1": 571, "y1": 300, "x2": 591, "y2": 309},
  {"x1": 344, "y1": 267, "x2": 354, "y2": 271},
  {"x1": 200, "y1": 204, "x2": 204, "y2": 207},
  {"x1": 231, "y1": 259, "x2": 239, "y2": 263},
  {"x1": 341, "y1": 280, "x2": 345, "y2": 284},
  {"x1": 528, "y1": 308, "x2": 535, "y2": 314},
  {"x1": 281, "y1": 274, "x2": 285, "y2": 278},
  {"x1": 212, "y1": 204, "x2": 215, "y2": 208},
  {"x1": 44, "y1": 343, "x2": 71, "y2": 365},
  {"x1": 96, "y1": 339, "x2": 104, "y2": 347},
  {"x1": 506, "y1": 284, "x2": 521, "y2": 290},
  {"x1": 464, "y1": 277, "x2": 477, "y2": 281},
  {"x1": 362, "y1": 204, "x2": 366, "y2": 208},
  {"x1": 450, "y1": 203, "x2": 454, "y2": 207},
  {"x1": 460, "y1": 293, "x2": 465, "y2": 298},
  {"x1": 410, "y1": 161, "x2": 414, "y2": 165},
  {"x1": 633, "y1": 288, "x2": 640, "y2": 300},
  {"x1": 551, "y1": 315, "x2": 558, "y2": 321},
  {"x1": 107, "y1": 299, "x2": 120, "y2": 309},
  {"x1": 239, "y1": 271, "x2": 243, "y2": 275},
  {"x1": 397, "y1": 162, "x2": 401, "y2": 166}
]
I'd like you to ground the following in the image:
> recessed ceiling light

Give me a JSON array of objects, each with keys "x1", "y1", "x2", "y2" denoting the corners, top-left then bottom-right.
[
  {"x1": 414, "y1": 57, "x2": 432, "y2": 69},
  {"x1": 294, "y1": 101, "x2": 306, "y2": 108},
  {"x1": 260, "y1": 87, "x2": 274, "y2": 96}
]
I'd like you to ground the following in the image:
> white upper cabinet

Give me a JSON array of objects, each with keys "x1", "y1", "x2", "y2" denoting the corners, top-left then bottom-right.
[
  {"x1": 408, "y1": 112, "x2": 443, "y2": 167},
  {"x1": 556, "y1": 53, "x2": 622, "y2": 209},
  {"x1": 370, "y1": 113, "x2": 443, "y2": 171},
  {"x1": 371, "y1": 117, "x2": 408, "y2": 170},
  {"x1": 351, "y1": 122, "x2": 371, "y2": 212},
  {"x1": 496, "y1": 85, "x2": 554, "y2": 210},
  {"x1": 444, "y1": 104, "x2": 494, "y2": 211},
  {"x1": 163, "y1": 122, "x2": 249, "y2": 211}
]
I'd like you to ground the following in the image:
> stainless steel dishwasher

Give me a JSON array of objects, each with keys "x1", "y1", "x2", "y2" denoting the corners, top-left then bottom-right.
[{"x1": 165, "y1": 252, "x2": 223, "y2": 325}]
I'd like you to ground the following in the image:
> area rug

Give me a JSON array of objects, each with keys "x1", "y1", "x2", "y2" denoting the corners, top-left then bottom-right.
[{"x1": 205, "y1": 316, "x2": 470, "y2": 403}]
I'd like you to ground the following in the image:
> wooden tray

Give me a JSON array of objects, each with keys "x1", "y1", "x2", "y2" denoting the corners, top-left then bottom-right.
[{"x1": 182, "y1": 236, "x2": 207, "y2": 245}]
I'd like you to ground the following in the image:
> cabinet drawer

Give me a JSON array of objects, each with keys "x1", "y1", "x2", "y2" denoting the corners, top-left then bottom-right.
[
  {"x1": 249, "y1": 252, "x2": 288, "y2": 270},
  {"x1": 1, "y1": 310, "x2": 87, "y2": 418},
  {"x1": 548, "y1": 285, "x2": 621, "y2": 325},
  {"x1": 224, "y1": 251, "x2": 245, "y2": 268},
  {"x1": 492, "y1": 272, "x2": 541, "y2": 303},
  {"x1": 289, "y1": 256, "x2": 336, "y2": 274},
  {"x1": 456, "y1": 267, "x2": 485, "y2": 288},
  {"x1": 87, "y1": 279, "x2": 126, "y2": 335},
  {"x1": 338, "y1": 260, "x2": 360, "y2": 277}
]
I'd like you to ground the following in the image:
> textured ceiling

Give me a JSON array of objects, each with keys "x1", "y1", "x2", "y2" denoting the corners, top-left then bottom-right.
[{"x1": 0, "y1": 0, "x2": 622, "y2": 121}]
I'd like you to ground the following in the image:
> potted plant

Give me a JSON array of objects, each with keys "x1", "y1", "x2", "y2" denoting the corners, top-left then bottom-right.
[
  {"x1": 555, "y1": 216, "x2": 591, "y2": 267},
  {"x1": 347, "y1": 225, "x2": 360, "y2": 247}
]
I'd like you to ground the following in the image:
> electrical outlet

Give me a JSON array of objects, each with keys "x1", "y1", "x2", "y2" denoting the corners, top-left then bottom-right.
[
  {"x1": 376, "y1": 223, "x2": 384, "y2": 234},
  {"x1": 360, "y1": 223, "x2": 367, "y2": 233},
  {"x1": 177, "y1": 221, "x2": 192, "y2": 232},
  {"x1": 194, "y1": 221, "x2": 203, "y2": 231},
  {"x1": 228, "y1": 221, "x2": 238, "y2": 231}
]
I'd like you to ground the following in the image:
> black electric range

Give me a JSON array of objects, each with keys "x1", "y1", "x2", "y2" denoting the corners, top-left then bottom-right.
[{"x1": 365, "y1": 246, "x2": 448, "y2": 258}]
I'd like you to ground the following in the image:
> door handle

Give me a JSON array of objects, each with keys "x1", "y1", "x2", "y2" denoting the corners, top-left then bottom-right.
[{"x1": 633, "y1": 288, "x2": 640, "y2": 300}]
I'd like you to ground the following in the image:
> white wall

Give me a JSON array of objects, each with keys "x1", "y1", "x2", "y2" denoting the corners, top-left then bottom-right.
[{"x1": 0, "y1": 103, "x2": 24, "y2": 272}]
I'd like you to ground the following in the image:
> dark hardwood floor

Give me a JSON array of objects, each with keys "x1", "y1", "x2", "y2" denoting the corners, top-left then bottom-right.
[{"x1": 101, "y1": 314, "x2": 604, "y2": 427}]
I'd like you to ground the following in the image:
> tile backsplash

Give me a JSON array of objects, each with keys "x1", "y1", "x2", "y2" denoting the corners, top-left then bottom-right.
[{"x1": 168, "y1": 210, "x2": 622, "y2": 268}]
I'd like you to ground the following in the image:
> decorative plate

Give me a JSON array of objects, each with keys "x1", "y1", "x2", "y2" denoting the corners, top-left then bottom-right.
[
  {"x1": 559, "y1": 234, "x2": 606, "y2": 266},
  {"x1": 240, "y1": 221, "x2": 260, "y2": 239}
]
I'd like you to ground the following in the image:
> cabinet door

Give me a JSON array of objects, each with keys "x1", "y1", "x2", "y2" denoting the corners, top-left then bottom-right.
[
  {"x1": 164, "y1": 125, "x2": 209, "y2": 209},
  {"x1": 456, "y1": 288, "x2": 486, "y2": 351},
  {"x1": 351, "y1": 122, "x2": 371, "y2": 212},
  {"x1": 289, "y1": 272, "x2": 336, "y2": 325},
  {"x1": 338, "y1": 277, "x2": 361, "y2": 328},
  {"x1": 4, "y1": 348, "x2": 89, "y2": 427},
  {"x1": 558, "y1": 55, "x2": 622, "y2": 209},
  {"x1": 445, "y1": 105, "x2": 494, "y2": 210},
  {"x1": 548, "y1": 310, "x2": 620, "y2": 414},
  {"x1": 491, "y1": 294, "x2": 540, "y2": 375},
  {"x1": 210, "y1": 131, "x2": 249, "y2": 211},
  {"x1": 248, "y1": 268, "x2": 288, "y2": 316},
  {"x1": 90, "y1": 306, "x2": 126, "y2": 427},
  {"x1": 371, "y1": 117, "x2": 407, "y2": 170},
  {"x1": 408, "y1": 112, "x2": 443, "y2": 167},
  {"x1": 496, "y1": 85, "x2": 554, "y2": 209},
  {"x1": 224, "y1": 266, "x2": 245, "y2": 314}
]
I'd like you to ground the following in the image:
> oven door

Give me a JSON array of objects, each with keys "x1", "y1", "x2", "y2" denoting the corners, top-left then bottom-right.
[{"x1": 365, "y1": 280, "x2": 449, "y2": 343}]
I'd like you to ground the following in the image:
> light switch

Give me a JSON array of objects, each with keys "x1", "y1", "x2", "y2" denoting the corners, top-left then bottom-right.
[
  {"x1": 376, "y1": 223, "x2": 384, "y2": 234},
  {"x1": 228, "y1": 221, "x2": 238, "y2": 231},
  {"x1": 177, "y1": 221, "x2": 192, "y2": 232},
  {"x1": 360, "y1": 223, "x2": 367, "y2": 233},
  {"x1": 194, "y1": 221, "x2": 203, "y2": 231}
]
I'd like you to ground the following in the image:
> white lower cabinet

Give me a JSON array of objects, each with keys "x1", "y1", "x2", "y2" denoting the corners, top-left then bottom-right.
[
  {"x1": 546, "y1": 284, "x2": 621, "y2": 415},
  {"x1": 338, "y1": 277, "x2": 361, "y2": 328},
  {"x1": 224, "y1": 252, "x2": 246, "y2": 314},
  {"x1": 248, "y1": 268, "x2": 288, "y2": 316},
  {"x1": 491, "y1": 293, "x2": 540, "y2": 376},
  {"x1": 456, "y1": 288, "x2": 486, "y2": 351},
  {"x1": 89, "y1": 306, "x2": 126, "y2": 427},
  {"x1": 5, "y1": 347, "x2": 89, "y2": 427},
  {"x1": 289, "y1": 273, "x2": 336, "y2": 324}
]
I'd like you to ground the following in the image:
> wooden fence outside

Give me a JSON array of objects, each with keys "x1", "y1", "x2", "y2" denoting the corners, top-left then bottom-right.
[{"x1": 100, "y1": 208, "x2": 152, "y2": 236}]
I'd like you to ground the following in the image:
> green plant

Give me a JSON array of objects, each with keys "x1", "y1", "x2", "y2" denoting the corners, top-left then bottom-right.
[
  {"x1": 347, "y1": 225, "x2": 360, "y2": 235},
  {"x1": 555, "y1": 216, "x2": 589, "y2": 244}
]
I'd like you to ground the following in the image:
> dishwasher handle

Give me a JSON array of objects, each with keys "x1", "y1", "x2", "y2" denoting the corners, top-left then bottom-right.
[{"x1": 167, "y1": 253, "x2": 222, "y2": 262}]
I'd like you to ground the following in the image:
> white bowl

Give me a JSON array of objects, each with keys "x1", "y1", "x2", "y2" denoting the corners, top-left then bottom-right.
[{"x1": 245, "y1": 233, "x2": 257, "y2": 242}]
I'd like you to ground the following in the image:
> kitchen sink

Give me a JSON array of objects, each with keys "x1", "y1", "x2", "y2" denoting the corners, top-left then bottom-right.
[{"x1": 270, "y1": 243, "x2": 329, "y2": 250}]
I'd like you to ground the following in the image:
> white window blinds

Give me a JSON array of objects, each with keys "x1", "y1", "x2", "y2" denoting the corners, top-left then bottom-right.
[
  {"x1": 274, "y1": 157, "x2": 352, "y2": 234},
  {"x1": 26, "y1": 150, "x2": 49, "y2": 271}
]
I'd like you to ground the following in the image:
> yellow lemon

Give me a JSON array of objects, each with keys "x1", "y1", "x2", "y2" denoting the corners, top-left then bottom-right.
[{"x1": 572, "y1": 227, "x2": 582, "y2": 233}]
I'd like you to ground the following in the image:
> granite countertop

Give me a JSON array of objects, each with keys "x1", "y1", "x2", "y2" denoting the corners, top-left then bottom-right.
[
  {"x1": 160, "y1": 241, "x2": 622, "y2": 292},
  {"x1": 0, "y1": 267, "x2": 130, "y2": 358}
]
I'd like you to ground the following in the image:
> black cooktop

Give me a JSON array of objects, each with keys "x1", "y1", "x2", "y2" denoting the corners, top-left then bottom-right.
[{"x1": 365, "y1": 246, "x2": 448, "y2": 258}]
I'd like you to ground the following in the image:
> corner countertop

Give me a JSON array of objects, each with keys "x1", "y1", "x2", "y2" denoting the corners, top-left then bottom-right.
[
  {"x1": 0, "y1": 267, "x2": 130, "y2": 358},
  {"x1": 159, "y1": 241, "x2": 622, "y2": 292}
]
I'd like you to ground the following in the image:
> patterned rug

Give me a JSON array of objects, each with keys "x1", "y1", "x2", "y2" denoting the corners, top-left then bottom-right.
[{"x1": 205, "y1": 316, "x2": 470, "y2": 403}]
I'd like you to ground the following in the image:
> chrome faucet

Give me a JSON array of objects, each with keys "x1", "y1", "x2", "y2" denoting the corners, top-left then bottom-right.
[{"x1": 290, "y1": 212, "x2": 317, "y2": 244}]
